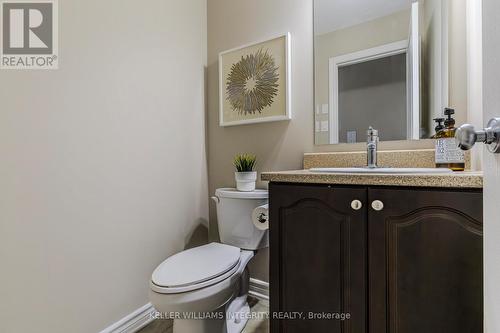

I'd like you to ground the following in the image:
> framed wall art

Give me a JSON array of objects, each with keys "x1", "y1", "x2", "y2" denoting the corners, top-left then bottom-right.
[{"x1": 219, "y1": 33, "x2": 291, "y2": 126}]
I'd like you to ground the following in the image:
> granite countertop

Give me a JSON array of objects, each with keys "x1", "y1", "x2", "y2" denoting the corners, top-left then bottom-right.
[{"x1": 261, "y1": 170, "x2": 483, "y2": 189}]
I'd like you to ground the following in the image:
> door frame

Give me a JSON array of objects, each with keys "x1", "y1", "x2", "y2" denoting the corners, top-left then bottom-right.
[{"x1": 328, "y1": 40, "x2": 408, "y2": 144}]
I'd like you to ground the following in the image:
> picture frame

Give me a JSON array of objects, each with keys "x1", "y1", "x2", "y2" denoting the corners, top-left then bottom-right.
[{"x1": 218, "y1": 32, "x2": 291, "y2": 127}]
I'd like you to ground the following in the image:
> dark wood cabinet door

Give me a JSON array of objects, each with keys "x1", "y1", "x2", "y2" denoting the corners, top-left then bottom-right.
[
  {"x1": 270, "y1": 183, "x2": 368, "y2": 333},
  {"x1": 368, "y1": 187, "x2": 483, "y2": 333}
]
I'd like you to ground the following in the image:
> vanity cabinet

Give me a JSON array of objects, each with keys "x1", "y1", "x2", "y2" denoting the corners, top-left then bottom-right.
[
  {"x1": 368, "y1": 187, "x2": 483, "y2": 333},
  {"x1": 269, "y1": 184, "x2": 368, "y2": 333},
  {"x1": 269, "y1": 183, "x2": 483, "y2": 333}
]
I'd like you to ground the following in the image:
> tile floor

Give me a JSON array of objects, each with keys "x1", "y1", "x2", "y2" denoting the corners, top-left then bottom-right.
[{"x1": 138, "y1": 297, "x2": 269, "y2": 333}]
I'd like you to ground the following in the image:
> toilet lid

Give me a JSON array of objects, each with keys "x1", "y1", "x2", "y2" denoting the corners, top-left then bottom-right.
[{"x1": 151, "y1": 243, "x2": 241, "y2": 290}]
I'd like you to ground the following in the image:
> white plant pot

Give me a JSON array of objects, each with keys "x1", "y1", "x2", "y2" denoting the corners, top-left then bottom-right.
[{"x1": 235, "y1": 171, "x2": 257, "y2": 192}]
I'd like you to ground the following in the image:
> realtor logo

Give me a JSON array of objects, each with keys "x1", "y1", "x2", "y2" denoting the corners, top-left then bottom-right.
[{"x1": 1, "y1": 0, "x2": 58, "y2": 69}]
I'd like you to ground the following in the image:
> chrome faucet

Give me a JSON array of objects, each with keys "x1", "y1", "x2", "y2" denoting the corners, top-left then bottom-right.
[{"x1": 367, "y1": 127, "x2": 379, "y2": 168}]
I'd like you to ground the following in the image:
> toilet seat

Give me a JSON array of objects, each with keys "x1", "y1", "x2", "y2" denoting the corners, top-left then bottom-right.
[
  {"x1": 151, "y1": 243, "x2": 242, "y2": 294},
  {"x1": 149, "y1": 249, "x2": 254, "y2": 315}
]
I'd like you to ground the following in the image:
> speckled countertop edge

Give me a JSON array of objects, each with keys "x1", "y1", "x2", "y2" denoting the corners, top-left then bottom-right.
[
  {"x1": 303, "y1": 149, "x2": 472, "y2": 170},
  {"x1": 261, "y1": 170, "x2": 483, "y2": 189}
]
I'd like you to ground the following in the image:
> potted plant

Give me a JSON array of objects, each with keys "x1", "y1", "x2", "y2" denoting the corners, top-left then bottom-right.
[{"x1": 233, "y1": 153, "x2": 257, "y2": 192}]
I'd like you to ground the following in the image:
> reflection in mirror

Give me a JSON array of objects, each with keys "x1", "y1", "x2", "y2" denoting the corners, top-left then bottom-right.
[{"x1": 314, "y1": 0, "x2": 462, "y2": 145}]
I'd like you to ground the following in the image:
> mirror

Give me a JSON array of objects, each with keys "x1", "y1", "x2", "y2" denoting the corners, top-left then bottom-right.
[{"x1": 314, "y1": 0, "x2": 459, "y2": 145}]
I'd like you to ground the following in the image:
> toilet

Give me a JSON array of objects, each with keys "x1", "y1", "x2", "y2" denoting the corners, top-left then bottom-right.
[{"x1": 149, "y1": 188, "x2": 269, "y2": 333}]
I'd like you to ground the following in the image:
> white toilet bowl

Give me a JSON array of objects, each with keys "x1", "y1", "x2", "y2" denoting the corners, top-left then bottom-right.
[
  {"x1": 149, "y1": 189, "x2": 268, "y2": 333},
  {"x1": 150, "y1": 243, "x2": 254, "y2": 333}
]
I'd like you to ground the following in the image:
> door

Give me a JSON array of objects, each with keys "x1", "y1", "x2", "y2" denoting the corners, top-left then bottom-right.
[
  {"x1": 269, "y1": 183, "x2": 367, "y2": 333},
  {"x1": 368, "y1": 187, "x2": 483, "y2": 333},
  {"x1": 483, "y1": 0, "x2": 500, "y2": 331}
]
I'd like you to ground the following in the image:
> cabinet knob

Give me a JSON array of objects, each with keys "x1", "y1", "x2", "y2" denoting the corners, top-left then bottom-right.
[
  {"x1": 371, "y1": 200, "x2": 384, "y2": 211},
  {"x1": 351, "y1": 200, "x2": 363, "y2": 211}
]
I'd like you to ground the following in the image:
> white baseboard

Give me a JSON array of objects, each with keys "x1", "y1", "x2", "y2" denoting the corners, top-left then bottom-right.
[
  {"x1": 98, "y1": 303, "x2": 156, "y2": 333},
  {"x1": 249, "y1": 278, "x2": 269, "y2": 301},
  {"x1": 98, "y1": 279, "x2": 268, "y2": 333}
]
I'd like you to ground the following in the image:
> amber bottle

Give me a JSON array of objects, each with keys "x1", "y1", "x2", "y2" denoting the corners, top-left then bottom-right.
[{"x1": 435, "y1": 108, "x2": 465, "y2": 171}]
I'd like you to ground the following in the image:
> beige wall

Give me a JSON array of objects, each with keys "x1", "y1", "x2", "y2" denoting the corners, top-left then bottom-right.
[
  {"x1": 0, "y1": 1, "x2": 208, "y2": 332},
  {"x1": 207, "y1": 0, "x2": 315, "y2": 281}
]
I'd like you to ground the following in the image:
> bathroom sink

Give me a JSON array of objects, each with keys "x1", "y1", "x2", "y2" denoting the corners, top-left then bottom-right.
[{"x1": 309, "y1": 167, "x2": 454, "y2": 174}]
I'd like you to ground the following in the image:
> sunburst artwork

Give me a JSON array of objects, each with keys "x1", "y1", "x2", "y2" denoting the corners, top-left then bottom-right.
[{"x1": 219, "y1": 33, "x2": 291, "y2": 126}]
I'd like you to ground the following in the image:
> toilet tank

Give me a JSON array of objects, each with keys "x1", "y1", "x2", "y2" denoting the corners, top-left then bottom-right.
[{"x1": 213, "y1": 188, "x2": 268, "y2": 250}]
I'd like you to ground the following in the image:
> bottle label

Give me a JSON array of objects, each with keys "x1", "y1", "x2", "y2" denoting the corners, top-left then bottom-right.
[{"x1": 435, "y1": 138, "x2": 465, "y2": 164}]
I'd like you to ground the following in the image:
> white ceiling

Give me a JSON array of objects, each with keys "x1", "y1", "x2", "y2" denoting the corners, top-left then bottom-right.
[{"x1": 315, "y1": 0, "x2": 413, "y2": 35}]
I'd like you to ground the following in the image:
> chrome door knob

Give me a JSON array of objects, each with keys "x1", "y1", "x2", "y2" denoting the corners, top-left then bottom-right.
[
  {"x1": 455, "y1": 124, "x2": 484, "y2": 150},
  {"x1": 456, "y1": 118, "x2": 500, "y2": 153},
  {"x1": 351, "y1": 200, "x2": 363, "y2": 211},
  {"x1": 371, "y1": 200, "x2": 384, "y2": 211}
]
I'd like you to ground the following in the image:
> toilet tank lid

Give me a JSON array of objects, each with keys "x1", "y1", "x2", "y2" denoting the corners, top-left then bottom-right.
[{"x1": 215, "y1": 188, "x2": 268, "y2": 199}]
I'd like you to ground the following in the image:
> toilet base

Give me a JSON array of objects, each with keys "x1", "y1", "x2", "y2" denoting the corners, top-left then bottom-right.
[
  {"x1": 172, "y1": 296, "x2": 250, "y2": 333},
  {"x1": 225, "y1": 295, "x2": 250, "y2": 332}
]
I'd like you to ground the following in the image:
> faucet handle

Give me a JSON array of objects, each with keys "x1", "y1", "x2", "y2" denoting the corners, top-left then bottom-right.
[
  {"x1": 367, "y1": 127, "x2": 379, "y2": 143},
  {"x1": 367, "y1": 126, "x2": 379, "y2": 137}
]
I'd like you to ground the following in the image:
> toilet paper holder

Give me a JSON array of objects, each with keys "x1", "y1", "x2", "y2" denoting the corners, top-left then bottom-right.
[
  {"x1": 256, "y1": 212, "x2": 268, "y2": 224},
  {"x1": 252, "y1": 204, "x2": 269, "y2": 231}
]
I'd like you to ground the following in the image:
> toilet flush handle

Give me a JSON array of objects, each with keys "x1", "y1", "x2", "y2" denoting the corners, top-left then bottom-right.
[{"x1": 211, "y1": 196, "x2": 220, "y2": 204}]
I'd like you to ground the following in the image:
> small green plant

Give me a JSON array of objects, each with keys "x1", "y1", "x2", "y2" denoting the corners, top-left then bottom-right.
[{"x1": 233, "y1": 153, "x2": 257, "y2": 172}]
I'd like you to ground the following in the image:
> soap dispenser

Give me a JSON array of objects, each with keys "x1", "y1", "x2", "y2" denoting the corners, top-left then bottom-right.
[
  {"x1": 431, "y1": 118, "x2": 445, "y2": 138},
  {"x1": 435, "y1": 108, "x2": 465, "y2": 171}
]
